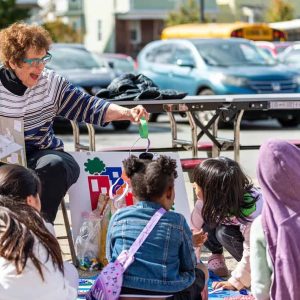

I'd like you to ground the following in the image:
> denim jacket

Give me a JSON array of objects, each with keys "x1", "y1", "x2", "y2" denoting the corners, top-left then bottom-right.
[{"x1": 106, "y1": 201, "x2": 196, "y2": 293}]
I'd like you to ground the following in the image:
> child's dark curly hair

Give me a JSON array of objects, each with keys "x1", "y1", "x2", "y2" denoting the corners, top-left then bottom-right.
[{"x1": 123, "y1": 155, "x2": 178, "y2": 200}]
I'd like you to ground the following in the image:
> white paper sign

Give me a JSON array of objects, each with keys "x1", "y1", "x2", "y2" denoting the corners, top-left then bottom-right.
[
  {"x1": 14, "y1": 120, "x2": 22, "y2": 133},
  {"x1": 0, "y1": 116, "x2": 26, "y2": 166},
  {"x1": 68, "y1": 152, "x2": 190, "y2": 241}
]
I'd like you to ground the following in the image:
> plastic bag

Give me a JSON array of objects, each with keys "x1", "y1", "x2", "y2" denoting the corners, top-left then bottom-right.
[{"x1": 75, "y1": 194, "x2": 110, "y2": 270}]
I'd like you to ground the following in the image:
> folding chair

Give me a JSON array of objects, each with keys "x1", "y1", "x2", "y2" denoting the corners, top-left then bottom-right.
[
  {"x1": 60, "y1": 197, "x2": 78, "y2": 267},
  {"x1": 60, "y1": 120, "x2": 96, "y2": 267},
  {"x1": 0, "y1": 117, "x2": 79, "y2": 266}
]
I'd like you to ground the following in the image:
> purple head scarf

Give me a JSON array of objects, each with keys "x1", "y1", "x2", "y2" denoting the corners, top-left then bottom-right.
[{"x1": 257, "y1": 139, "x2": 300, "y2": 300}]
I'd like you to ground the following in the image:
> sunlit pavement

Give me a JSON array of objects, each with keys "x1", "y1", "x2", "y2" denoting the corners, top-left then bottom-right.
[{"x1": 54, "y1": 116, "x2": 300, "y2": 274}]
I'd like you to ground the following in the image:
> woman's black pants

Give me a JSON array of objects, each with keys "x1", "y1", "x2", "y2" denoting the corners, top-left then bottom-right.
[{"x1": 27, "y1": 149, "x2": 80, "y2": 223}]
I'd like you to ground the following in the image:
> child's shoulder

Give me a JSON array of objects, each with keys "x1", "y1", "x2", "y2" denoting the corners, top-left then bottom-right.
[
  {"x1": 244, "y1": 187, "x2": 263, "y2": 203},
  {"x1": 112, "y1": 206, "x2": 187, "y2": 225},
  {"x1": 243, "y1": 187, "x2": 263, "y2": 219},
  {"x1": 249, "y1": 187, "x2": 262, "y2": 197},
  {"x1": 111, "y1": 205, "x2": 136, "y2": 218},
  {"x1": 165, "y1": 209, "x2": 184, "y2": 217},
  {"x1": 164, "y1": 210, "x2": 188, "y2": 225}
]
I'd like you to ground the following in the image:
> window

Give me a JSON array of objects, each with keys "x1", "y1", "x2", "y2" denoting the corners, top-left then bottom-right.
[
  {"x1": 194, "y1": 41, "x2": 273, "y2": 67},
  {"x1": 130, "y1": 21, "x2": 141, "y2": 44},
  {"x1": 174, "y1": 46, "x2": 195, "y2": 65},
  {"x1": 145, "y1": 48, "x2": 156, "y2": 62},
  {"x1": 240, "y1": 44, "x2": 261, "y2": 62},
  {"x1": 145, "y1": 45, "x2": 174, "y2": 64},
  {"x1": 283, "y1": 49, "x2": 300, "y2": 64},
  {"x1": 47, "y1": 47, "x2": 103, "y2": 71}
]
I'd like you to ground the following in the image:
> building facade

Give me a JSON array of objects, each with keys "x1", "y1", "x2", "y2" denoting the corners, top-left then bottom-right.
[
  {"x1": 17, "y1": 0, "x2": 41, "y2": 23},
  {"x1": 83, "y1": 0, "x2": 179, "y2": 57},
  {"x1": 63, "y1": 0, "x2": 300, "y2": 56}
]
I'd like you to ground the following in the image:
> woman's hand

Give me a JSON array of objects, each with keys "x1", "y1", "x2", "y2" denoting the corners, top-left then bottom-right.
[
  {"x1": 192, "y1": 229, "x2": 208, "y2": 247},
  {"x1": 104, "y1": 104, "x2": 149, "y2": 123},
  {"x1": 212, "y1": 280, "x2": 237, "y2": 290},
  {"x1": 128, "y1": 105, "x2": 149, "y2": 122}
]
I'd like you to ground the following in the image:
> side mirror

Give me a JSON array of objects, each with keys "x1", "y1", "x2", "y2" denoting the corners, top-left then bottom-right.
[
  {"x1": 108, "y1": 61, "x2": 114, "y2": 69},
  {"x1": 176, "y1": 58, "x2": 195, "y2": 68}
]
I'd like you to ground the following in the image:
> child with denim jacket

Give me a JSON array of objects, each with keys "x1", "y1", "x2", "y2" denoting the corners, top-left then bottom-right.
[
  {"x1": 191, "y1": 157, "x2": 263, "y2": 291},
  {"x1": 106, "y1": 154, "x2": 207, "y2": 299}
]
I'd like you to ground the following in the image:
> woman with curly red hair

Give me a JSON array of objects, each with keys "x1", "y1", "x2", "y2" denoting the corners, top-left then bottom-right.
[{"x1": 0, "y1": 22, "x2": 148, "y2": 224}]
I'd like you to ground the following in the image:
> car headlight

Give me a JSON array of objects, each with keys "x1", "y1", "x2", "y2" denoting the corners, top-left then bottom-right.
[
  {"x1": 214, "y1": 73, "x2": 248, "y2": 86},
  {"x1": 293, "y1": 76, "x2": 300, "y2": 85}
]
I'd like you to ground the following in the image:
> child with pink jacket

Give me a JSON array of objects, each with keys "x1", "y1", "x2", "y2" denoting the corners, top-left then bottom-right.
[{"x1": 191, "y1": 157, "x2": 263, "y2": 291}]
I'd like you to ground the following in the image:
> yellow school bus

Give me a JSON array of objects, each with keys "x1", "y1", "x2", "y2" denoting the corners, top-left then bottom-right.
[{"x1": 161, "y1": 22, "x2": 287, "y2": 41}]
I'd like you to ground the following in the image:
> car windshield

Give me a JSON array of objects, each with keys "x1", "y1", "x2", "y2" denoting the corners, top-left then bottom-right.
[
  {"x1": 109, "y1": 58, "x2": 135, "y2": 73},
  {"x1": 193, "y1": 41, "x2": 277, "y2": 67},
  {"x1": 276, "y1": 46, "x2": 290, "y2": 54},
  {"x1": 280, "y1": 48, "x2": 300, "y2": 65},
  {"x1": 47, "y1": 47, "x2": 105, "y2": 70}
]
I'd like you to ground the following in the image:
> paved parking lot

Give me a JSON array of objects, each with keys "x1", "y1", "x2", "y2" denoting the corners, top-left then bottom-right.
[
  {"x1": 55, "y1": 117, "x2": 300, "y2": 275},
  {"x1": 54, "y1": 165, "x2": 238, "y2": 276}
]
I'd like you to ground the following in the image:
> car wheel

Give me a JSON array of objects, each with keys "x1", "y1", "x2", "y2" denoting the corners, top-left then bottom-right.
[
  {"x1": 195, "y1": 89, "x2": 215, "y2": 126},
  {"x1": 149, "y1": 113, "x2": 160, "y2": 122},
  {"x1": 278, "y1": 117, "x2": 299, "y2": 127},
  {"x1": 112, "y1": 120, "x2": 131, "y2": 130},
  {"x1": 196, "y1": 89, "x2": 234, "y2": 128}
]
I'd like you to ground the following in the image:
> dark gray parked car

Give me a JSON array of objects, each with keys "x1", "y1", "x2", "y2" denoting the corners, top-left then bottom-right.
[{"x1": 47, "y1": 43, "x2": 131, "y2": 130}]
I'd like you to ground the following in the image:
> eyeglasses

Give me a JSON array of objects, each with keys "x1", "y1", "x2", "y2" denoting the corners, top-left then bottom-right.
[{"x1": 22, "y1": 52, "x2": 52, "y2": 66}]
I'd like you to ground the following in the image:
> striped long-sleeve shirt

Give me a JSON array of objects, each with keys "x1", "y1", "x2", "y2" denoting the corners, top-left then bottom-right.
[{"x1": 0, "y1": 68, "x2": 110, "y2": 154}]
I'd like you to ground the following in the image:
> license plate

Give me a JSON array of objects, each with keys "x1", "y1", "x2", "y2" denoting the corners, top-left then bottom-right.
[{"x1": 270, "y1": 101, "x2": 300, "y2": 109}]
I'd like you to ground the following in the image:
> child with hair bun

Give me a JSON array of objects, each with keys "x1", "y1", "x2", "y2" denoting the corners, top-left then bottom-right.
[{"x1": 106, "y1": 154, "x2": 207, "y2": 299}]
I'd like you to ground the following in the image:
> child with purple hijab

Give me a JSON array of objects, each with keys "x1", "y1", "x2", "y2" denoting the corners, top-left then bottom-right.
[{"x1": 250, "y1": 139, "x2": 300, "y2": 300}]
